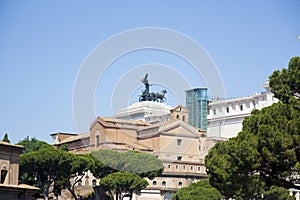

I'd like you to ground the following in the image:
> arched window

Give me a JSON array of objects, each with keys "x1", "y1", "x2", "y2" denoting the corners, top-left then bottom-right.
[
  {"x1": 178, "y1": 182, "x2": 182, "y2": 188},
  {"x1": 167, "y1": 164, "x2": 171, "y2": 169},
  {"x1": 162, "y1": 181, "x2": 166, "y2": 187},
  {"x1": 226, "y1": 107, "x2": 229, "y2": 113},
  {"x1": 0, "y1": 170, "x2": 8, "y2": 184},
  {"x1": 85, "y1": 176, "x2": 89, "y2": 186},
  {"x1": 92, "y1": 179, "x2": 97, "y2": 186},
  {"x1": 96, "y1": 135, "x2": 100, "y2": 147},
  {"x1": 153, "y1": 181, "x2": 157, "y2": 186},
  {"x1": 190, "y1": 165, "x2": 194, "y2": 171}
]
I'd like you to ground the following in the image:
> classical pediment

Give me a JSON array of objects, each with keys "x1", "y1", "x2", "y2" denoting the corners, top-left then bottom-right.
[
  {"x1": 159, "y1": 120, "x2": 200, "y2": 138},
  {"x1": 137, "y1": 119, "x2": 202, "y2": 139},
  {"x1": 90, "y1": 116, "x2": 151, "y2": 130}
]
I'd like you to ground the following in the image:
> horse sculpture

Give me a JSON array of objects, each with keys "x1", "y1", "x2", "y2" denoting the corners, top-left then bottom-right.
[
  {"x1": 138, "y1": 74, "x2": 167, "y2": 103},
  {"x1": 151, "y1": 89, "x2": 167, "y2": 102}
]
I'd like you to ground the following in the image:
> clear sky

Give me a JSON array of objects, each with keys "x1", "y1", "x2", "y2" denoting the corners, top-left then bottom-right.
[{"x1": 0, "y1": 1, "x2": 299, "y2": 144}]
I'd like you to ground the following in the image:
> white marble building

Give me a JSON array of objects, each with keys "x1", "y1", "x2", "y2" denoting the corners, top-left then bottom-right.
[
  {"x1": 114, "y1": 101, "x2": 172, "y2": 123},
  {"x1": 207, "y1": 81, "x2": 278, "y2": 138}
]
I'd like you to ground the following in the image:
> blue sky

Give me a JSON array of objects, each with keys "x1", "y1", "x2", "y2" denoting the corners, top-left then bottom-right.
[{"x1": 0, "y1": 1, "x2": 299, "y2": 144}]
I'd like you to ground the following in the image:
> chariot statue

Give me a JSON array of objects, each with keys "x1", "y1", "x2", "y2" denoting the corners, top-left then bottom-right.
[{"x1": 139, "y1": 74, "x2": 167, "y2": 103}]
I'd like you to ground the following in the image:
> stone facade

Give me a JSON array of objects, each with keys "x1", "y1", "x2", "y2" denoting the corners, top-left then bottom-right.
[
  {"x1": 52, "y1": 104, "x2": 208, "y2": 199},
  {"x1": 0, "y1": 142, "x2": 21, "y2": 185},
  {"x1": 207, "y1": 81, "x2": 278, "y2": 138},
  {"x1": 169, "y1": 105, "x2": 189, "y2": 124},
  {"x1": 114, "y1": 101, "x2": 172, "y2": 123},
  {"x1": 0, "y1": 141, "x2": 39, "y2": 200}
]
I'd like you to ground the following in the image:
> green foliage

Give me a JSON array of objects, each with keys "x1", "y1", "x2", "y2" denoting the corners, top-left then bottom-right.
[
  {"x1": 206, "y1": 101, "x2": 300, "y2": 198},
  {"x1": 19, "y1": 144, "x2": 76, "y2": 199},
  {"x1": 53, "y1": 153, "x2": 109, "y2": 200},
  {"x1": 17, "y1": 136, "x2": 50, "y2": 154},
  {"x1": 58, "y1": 143, "x2": 69, "y2": 151},
  {"x1": 205, "y1": 137, "x2": 263, "y2": 199},
  {"x1": 87, "y1": 191, "x2": 95, "y2": 198},
  {"x1": 18, "y1": 137, "x2": 53, "y2": 197},
  {"x1": 2, "y1": 133, "x2": 10, "y2": 143},
  {"x1": 92, "y1": 149, "x2": 163, "y2": 179},
  {"x1": 172, "y1": 179, "x2": 223, "y2": 200},
  {"x1": 100, "y1": 171, "x2": 148, "y2": 200},
  {"x1": 269, "y1": 56, "x2": 300, "y2": 103},
  {"x1": 19, "y1": 142, "x2": 156, "y2": 199},
  {"x1": 92, "y1": 150, "x2": 162, "y2": 200},
  {"x1": 263, "y1": 186, "x2": 295, "y2": 200},
  {"x1": 89, "y1": 153, "x2": 113, "y2": 179},
  {"x1": 205, "y1": 57, "x2": 300, "y2": 199}
]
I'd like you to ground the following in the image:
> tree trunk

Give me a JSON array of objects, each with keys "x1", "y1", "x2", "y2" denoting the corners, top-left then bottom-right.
[
  {"x1": 43, "y1": 182, "x2": 52, "y2": 200},
  {"x1": 68, "y1": 175, "x2": 85, "y2": 200},
  {"x1": 68, "y1": 186, "x2": 78, "y2": 200},
  {"x1": 108, "y1": 190, "x2": 114, "y2": 200}
]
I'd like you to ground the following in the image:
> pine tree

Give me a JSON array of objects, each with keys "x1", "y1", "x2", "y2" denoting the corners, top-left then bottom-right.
[{"x1": 2, "y1": 133, "x2": 10, "y2": 143}]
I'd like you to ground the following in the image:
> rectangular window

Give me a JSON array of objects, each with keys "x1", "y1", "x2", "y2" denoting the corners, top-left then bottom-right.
[
  {"x1": 177, "y1": 156, "x2": 182, "y2": 161},
  {"x1": 96, "y1": 135, "x2": 100, "y2": 147},
  {"x1": 177, "y1": 139, "x2": 182, "y2": 145}
]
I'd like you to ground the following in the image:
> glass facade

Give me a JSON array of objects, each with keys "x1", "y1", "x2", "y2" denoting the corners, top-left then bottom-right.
[{"x1": 186, "y1": 88, "x2": 208, "y2": 131}]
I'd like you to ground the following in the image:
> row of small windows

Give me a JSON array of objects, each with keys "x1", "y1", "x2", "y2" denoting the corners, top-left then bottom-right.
[
  {"x1": 78, "y1": 177, "x2": 186, "y2": 188},
  {"x1": 211, "y1": 104, "x2": 244, "y2": 115},
  {"x1": 152, "y1": 180, "x2": 182, "y2": 188},
  {"x1": 77, "y1": 179, "x2": 97, "y2": 187},
  {"x1": 176, "y1": 114, "x2": 186, "y2": 121},
  {"x1": 210, "y1": 96, "x2": 268, "y2": 115},
  {"x1": 167, "y1": 164, "x2": 202, "y2": 172}
]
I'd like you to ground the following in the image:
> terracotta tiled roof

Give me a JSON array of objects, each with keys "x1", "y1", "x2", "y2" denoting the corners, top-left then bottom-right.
[
  {"x1": 0, "y1": 183, "x2": 39, "y2": 190},
  {"x1": 90, "y1": 116, "x2": 151, "y2": 130},
  {"x1": 98, "y1": 116, "x2": 151, "y2": 126},
  {"x1": 0, "y1": 141, "x2": 24, "y2": 149},
  {"x1": 59, "y1": 133, "x2": 89, "y2": 144}
]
